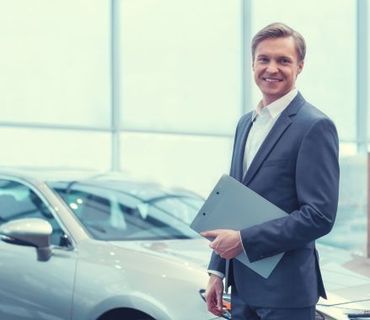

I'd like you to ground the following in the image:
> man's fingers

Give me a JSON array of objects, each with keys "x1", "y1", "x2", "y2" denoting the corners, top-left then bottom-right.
[
  {"x1": 207, "y1": 294, "x2": 222, "y2": 316},
  {"x1": 206, "y1": 297, "x2": 213, "y2": 312},
  {"x1": 209, "y1": 239, "x2": 217, "y2": 249},
  {"x1": 205, "y1": 276, "x2": 224, "y2": 316},
  {"x1": 206, "y1": 291, "x2": 221, "y2": 315},
  {"x1": 202, "y1": 229, "x2": 224, "y2": 253}
]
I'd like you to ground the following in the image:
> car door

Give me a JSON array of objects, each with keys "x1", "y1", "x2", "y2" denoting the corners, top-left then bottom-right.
[{"x1": 0, "y1": 178, "x2": 77, "y2": 320}]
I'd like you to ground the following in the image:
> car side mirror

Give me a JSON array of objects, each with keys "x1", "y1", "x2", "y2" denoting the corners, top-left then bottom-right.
[{"x1": 0, "y1": 218, "x2": 53, "y2": 261}]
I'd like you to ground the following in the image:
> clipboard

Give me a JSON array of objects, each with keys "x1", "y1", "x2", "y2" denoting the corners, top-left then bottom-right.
[{"x1": 190, "y1": 174, "x2": 287, "y2": 278}]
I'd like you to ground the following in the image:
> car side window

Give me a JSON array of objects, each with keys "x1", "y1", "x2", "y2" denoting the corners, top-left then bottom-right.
[{"x1": 0, "y1": 179, "x2": 66, "y2": 246}]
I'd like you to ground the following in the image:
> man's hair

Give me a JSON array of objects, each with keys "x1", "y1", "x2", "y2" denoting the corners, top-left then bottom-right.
[{"x1": 251, "y1": 22, "x2": 306, "y2": 62}]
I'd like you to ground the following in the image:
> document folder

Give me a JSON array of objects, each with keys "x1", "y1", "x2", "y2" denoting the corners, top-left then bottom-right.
[{"x1": 190, "y1": 174, "x2": 287, "y2": 278}]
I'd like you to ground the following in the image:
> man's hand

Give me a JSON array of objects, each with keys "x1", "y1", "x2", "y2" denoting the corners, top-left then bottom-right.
[
  {"x1": 205, "y1": 275, "x2": 224, "y2": 316},
  {"x1": 201, "y1": 229, "x2": 243, "y2": 259}
]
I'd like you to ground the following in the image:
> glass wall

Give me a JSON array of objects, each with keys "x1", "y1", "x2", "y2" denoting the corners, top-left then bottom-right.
[
  {"x1": 0, "y1": 127, "x2": 111, "y2": 170},
  {"x1": 0, "y1": 0, "x2": 111, "y2": 128},
  {"x1": 0, "y1": 0, "x2": 111, "y2": 172},
  {"x1": 121, "y1": 132, "x2": 233, "y2": 196},
  {"x1": 119, "y1": 0, "x2": 242, "y2": 135},
  {"x1": 118, "y1": 0, "x2": 243, "y2": 195},
  {"x1": 319, "y1": 155, "x2": 367, "y2": 253}
]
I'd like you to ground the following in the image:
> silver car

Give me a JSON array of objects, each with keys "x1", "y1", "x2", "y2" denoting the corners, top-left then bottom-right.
[
  {"x1": 0, "y1": 169, "x2": 226, "y2": 320},
  {"x1": 1, "y1": 170, "x2": 370, "y2": 320}
]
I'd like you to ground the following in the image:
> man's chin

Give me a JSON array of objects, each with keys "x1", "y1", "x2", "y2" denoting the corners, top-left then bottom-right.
[{"x1": 260, "y1": 91, "x2": 287, "y2": 104}]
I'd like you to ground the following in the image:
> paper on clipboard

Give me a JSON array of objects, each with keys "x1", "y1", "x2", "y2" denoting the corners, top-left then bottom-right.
[{"x1": 190, "y1": 174, "x2": 287, "y2": 278}]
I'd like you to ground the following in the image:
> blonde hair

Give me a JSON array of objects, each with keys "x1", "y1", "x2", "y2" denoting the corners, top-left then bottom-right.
[{"x1": 252, "y1": 23, "x2": 306, "y2": 62}]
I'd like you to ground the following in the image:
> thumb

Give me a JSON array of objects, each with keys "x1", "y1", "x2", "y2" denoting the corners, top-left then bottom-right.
[
  {"x1": 216, "y1": 289, "x2": 223, "y2": 311},
  {"x1": 200, "y1": 229, "x2": 222, "y2": 238}
]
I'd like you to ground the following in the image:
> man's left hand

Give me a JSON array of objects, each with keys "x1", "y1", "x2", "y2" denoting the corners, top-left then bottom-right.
[{"x1": 201, "y1": 229, "x2": 243, "y2": 259}]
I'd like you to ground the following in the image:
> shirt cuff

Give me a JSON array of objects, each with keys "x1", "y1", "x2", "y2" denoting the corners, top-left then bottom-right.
[
  {"x1": 239, "y1": 230, "x2": 247, "y2": 255},
  {"x1": 207, "y1": 270, "x2": 225, "y2": 279}
]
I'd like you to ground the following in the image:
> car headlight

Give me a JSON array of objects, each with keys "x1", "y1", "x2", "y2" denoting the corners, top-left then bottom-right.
[{"x1": 199, "y1": 289, "x2": 231, "y2": 320}]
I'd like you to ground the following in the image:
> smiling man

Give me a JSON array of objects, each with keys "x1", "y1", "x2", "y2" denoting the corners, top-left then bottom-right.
[{"x1": 202, "y1": 23, "x2": 339, "y2": 320}]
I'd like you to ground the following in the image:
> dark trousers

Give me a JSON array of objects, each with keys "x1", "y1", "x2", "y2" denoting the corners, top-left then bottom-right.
[{"x1": 231, "y1": 286, "x2": 316, "y2": 320}]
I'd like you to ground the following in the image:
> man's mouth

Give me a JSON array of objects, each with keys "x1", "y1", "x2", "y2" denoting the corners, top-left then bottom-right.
[{"x1": 263, "y1": 77, "x2": 283, "y2": 82}]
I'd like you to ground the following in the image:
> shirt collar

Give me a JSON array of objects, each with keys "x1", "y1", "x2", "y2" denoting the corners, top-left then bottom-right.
[{"x1": 252, "y1": 88, "x2": 298, "y2": 121}]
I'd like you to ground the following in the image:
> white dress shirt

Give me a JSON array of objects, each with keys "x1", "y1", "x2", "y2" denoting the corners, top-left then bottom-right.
[
  {"x1": 243, "y1": 88, "x2": 298, "y2": 174},
  {"x1": 208, "y1": 88, "x2": 298, "y2": 279}
]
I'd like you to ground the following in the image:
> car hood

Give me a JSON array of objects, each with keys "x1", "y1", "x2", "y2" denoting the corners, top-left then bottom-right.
[
  {"x1": 108, "y1": 241, "x2": 370, "y2": 308},
  {"x1": 317, "y1": 244, "x2": 370, "y2": 308},
  {"x1": 109, "y1": 237, "x2": 211, "y2": 269}
]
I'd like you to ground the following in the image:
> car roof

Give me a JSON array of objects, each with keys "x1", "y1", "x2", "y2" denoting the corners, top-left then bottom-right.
[{"x1": 0, "y1": 167, "x2": 203, "y2": 200}]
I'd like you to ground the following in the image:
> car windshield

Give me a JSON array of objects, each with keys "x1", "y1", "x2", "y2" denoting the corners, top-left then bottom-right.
[{"x1": 48, "y1": 181, "x2": 203, "y2": 241}]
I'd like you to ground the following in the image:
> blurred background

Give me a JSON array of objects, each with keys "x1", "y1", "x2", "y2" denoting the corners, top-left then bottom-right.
[{"x1": 0, "y1": 0, "x2": 368, "y2": 254}]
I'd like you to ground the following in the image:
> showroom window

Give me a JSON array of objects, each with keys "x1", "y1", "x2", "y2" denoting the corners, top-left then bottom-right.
[
  {"x1": 119, "y1": 0, "x2": 242, "y2": 135},
  {"x1": 0, "y1": 0, "x2": 111, "y2": 128}
]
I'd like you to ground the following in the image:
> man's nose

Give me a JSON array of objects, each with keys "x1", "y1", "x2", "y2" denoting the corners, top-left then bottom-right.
[{"x1": 265, "y1": 61, "x2": 279, "y2": 73}]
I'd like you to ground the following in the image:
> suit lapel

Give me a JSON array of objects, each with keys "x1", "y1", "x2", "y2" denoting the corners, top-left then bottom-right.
[
  {"x1": 242, "y1": 92, "x2": 306, "y2": 185},
  {"x1": 232, "y1": 114, "x2": 254, "y2": 181}
]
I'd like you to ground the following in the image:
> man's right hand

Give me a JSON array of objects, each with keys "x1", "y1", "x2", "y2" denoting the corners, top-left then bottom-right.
[{"x1": 205, "y1": 274, "x2": 224, "y2": 316}]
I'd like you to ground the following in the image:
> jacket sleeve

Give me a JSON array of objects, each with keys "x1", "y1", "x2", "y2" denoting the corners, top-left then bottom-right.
[
  {"x1": 240, "y1": 117, "x2": 339, "y2": 262},
  {"x1": 208, "y1": 251, "x2": 226, "y2": 276}
]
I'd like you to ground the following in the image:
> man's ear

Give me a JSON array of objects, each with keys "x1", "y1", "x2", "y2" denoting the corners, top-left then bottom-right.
[{"x1": 297, "y1": 60, "x2": 304, "y2": 74}]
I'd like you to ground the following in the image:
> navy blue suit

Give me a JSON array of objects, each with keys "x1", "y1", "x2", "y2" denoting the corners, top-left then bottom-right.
[{"x1": 208, "y1": 92, "x2": 339, "y2": 308}]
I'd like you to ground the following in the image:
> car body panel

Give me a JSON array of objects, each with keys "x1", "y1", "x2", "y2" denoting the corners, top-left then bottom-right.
[
  {"x1": 71, "y1": 239, "x2": 212, "y2": 320},
  {"x1": 0, "y1": 242, "x2": 76, "y2": 320}
]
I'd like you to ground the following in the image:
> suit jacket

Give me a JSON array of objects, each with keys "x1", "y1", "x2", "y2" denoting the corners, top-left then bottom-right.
[{"x1": 208, "y1": 92, "x2": 339, "y2": 308}]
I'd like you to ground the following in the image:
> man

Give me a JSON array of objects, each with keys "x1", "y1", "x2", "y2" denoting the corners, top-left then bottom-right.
[{"x1": 201, "y1": 23, "x2": 339, "y2": 320}]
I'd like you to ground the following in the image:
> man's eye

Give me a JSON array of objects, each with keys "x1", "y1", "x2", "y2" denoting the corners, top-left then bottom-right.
[
  {"x1": 258, "y1": 57, "x2": 268, "y2": 63},
  {"x1": 280, "y1": 58, "x2": 291, "y2": 64}
]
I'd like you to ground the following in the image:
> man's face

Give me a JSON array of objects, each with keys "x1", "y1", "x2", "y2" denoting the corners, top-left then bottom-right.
[{"x1": 253, "y1": 36, "x2": 304, "y2": 106}]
